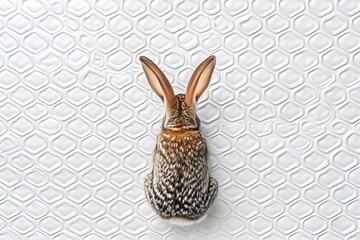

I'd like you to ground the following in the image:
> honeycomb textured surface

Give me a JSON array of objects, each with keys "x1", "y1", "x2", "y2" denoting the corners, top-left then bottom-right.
[{"x1": 1, "y1": 0, "x2": 360, "y2": 239}]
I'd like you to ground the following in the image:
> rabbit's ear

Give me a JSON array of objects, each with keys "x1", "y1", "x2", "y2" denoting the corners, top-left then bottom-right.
[
  {"x1": 140, "y1": 56, "x2": 175, "y2": 107},
  {"x1": 185, "y1": 55, "x2": 216, "y2": 106}
]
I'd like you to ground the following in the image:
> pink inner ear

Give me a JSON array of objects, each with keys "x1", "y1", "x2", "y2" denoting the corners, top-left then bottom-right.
[
  {"x1": 140, "y1": 61, "x2": 164, "y2": 101},
  {"x1": 140, "y1": 56, "x2": 175, "y2": 106},
  {"x1": 195, "y1": 68, "x2": 214, "y2": 102},
  {"x1": 185, "y1": 56, "x2": 216, "y2": 106}
]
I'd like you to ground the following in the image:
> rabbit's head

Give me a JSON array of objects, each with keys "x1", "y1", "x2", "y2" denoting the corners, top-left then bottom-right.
[{"x1": 140, "y1": 56, "x2": 216, "y2": 131}]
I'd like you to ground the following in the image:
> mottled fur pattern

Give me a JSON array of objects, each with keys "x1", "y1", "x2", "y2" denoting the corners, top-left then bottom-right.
[
  {"x1": 140, "y1": 55, "x2": 218, "y2": 224},
  {"x1": 144, "y1": 94, "x2": 218, "y2": 221}
]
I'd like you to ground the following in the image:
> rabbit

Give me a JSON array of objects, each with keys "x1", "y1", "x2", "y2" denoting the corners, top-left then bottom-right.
[{"x1": 140, "y1": 55, "x2": 218, "y2": 226}]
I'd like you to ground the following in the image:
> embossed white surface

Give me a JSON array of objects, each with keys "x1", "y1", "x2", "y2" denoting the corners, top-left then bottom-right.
[{"x1": 0, "y1": 0, "x2": 360, "y2": 239}]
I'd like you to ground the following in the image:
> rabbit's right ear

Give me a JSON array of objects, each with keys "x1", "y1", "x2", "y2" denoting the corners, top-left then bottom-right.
[
  {"x1": 140, "y1": 56, "x2": 175, "y2": 107},
  {"x1": 185, "y1": 55, "x2": 216, "y2": 107}
]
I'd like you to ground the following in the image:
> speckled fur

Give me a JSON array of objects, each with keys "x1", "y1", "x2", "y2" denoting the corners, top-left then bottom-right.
[{"x1": 144, "y1": 94, "x2": 218, "y2": 222}]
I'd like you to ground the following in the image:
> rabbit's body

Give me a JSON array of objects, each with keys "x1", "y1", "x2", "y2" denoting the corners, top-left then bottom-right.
[
  {"x1": 144, "y1": 97, "x2": 218, "y2": 221},
  {"x1": 140, "y1": 56, "x2": 218, "y2": 224},
  {"x1": 144, "y1": 130, "x2": 218, "y2": 221}
]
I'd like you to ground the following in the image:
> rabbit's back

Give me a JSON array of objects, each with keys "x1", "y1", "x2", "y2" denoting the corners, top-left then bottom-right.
[
  {"x1": 156, "y1": 130, "x2": 208, "y2": 183},
  {"x1": 144, "y1": 129, "x2": 217, "y2": 220}
]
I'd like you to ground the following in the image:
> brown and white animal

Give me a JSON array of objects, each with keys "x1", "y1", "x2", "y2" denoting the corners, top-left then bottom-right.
[{"x1": 140, "y1": 55, "x2": 218, "y2": 226}]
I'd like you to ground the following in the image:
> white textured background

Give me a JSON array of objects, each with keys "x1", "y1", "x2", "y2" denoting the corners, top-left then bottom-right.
[{"x1": 0, "y1": 0, "x2": 360, "y2": 239}]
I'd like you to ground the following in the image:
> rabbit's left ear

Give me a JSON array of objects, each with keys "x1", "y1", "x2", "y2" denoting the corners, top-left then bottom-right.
[
  {"x1": 185, "y1": 55, "x2": 216, "y2": 106},
  {"x1": 140, "y1": 56, "x2": 175, "y2": 108}
]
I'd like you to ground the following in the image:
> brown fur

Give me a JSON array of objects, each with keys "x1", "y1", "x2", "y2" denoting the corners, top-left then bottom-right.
[{"x1": 140, "y1": 56, "x2": 218, "y2": 225}]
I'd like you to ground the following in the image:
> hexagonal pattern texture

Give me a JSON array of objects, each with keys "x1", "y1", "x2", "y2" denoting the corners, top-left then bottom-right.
[{"x1": 0, "y1": 0, "x2": 359, "y2": 239}]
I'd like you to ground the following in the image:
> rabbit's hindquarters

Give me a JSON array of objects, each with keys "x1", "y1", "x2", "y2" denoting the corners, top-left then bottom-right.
[
  {"x1": 144, "y1": 130, "x2": 218, "y2": 225},
  {"x1": 144, "y1": 173, "x2": 218, "y2": 226}
]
